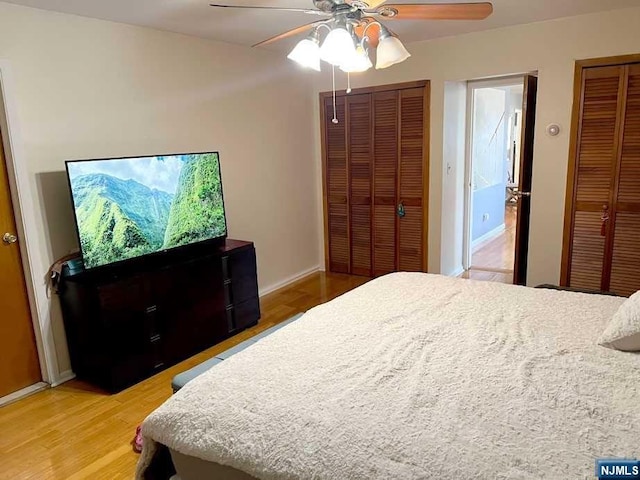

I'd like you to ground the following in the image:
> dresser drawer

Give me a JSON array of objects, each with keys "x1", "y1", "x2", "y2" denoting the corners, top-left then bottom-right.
[
  {"x1": 228, "y1": 247, "x2": 259, "y2": 304},
  {"x1": 233, "y1": 297, "x2": 260, "y2": 331}
]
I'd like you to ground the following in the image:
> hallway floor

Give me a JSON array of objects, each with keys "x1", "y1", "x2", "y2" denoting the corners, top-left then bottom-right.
[{"x1": 463, "y1": 205, "x2": 517, "y2": 284}]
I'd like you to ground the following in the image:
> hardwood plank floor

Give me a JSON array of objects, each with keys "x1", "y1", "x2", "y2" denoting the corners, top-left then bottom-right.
[
  {"x1": 471, "y1": 204, "x2": 517, "y2": 271},
  {"x1": 0, "y1": 271, "x2": 369, "y2": 480},
  {"x1": 460, "y1": 269, "x2": 513, "y2": 284},
  {"x1": 465, "y1": 204, "x2": 517, "y2": 284}
]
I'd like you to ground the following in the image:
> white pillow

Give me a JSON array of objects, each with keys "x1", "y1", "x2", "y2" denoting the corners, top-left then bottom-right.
[{"x1": 599, "y1": 290, "x2": 640, "y2": 351}]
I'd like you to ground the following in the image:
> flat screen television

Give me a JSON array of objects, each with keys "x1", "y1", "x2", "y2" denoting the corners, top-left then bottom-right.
[{"x1": 66, "y1": 152, "x2": 227, "y2": 270}]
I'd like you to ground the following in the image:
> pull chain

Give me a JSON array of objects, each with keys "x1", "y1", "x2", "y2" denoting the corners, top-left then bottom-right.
[
  {"x1": 346, "y1": 72, "x2": 352, "y2": 94},
  {"x1": 331, "y1": 64, "x2": 338, "y2": 124}
]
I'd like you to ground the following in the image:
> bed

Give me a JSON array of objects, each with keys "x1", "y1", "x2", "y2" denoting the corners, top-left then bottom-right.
[{"x1": 136, "y1": 273, "x2": 640, "y2": 480}]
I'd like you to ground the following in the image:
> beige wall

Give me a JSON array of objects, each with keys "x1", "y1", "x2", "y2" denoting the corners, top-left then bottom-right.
[
  {"x1": 3, "y1": 2, "x2": 640, "y2": 383},
  {"x1": 314, "y1": 6, "x2": 640, "y2": 286},
  {"x1": 0, "y1": 2, "x2": 320, "y2": 380}
]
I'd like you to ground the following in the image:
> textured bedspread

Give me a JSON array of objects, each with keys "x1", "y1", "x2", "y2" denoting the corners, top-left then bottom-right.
[{"x1": 137, "y1": 273, "x2": 640, "y2": 479}]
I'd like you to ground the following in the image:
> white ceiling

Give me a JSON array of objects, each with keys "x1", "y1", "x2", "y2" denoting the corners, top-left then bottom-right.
[{"x1": 3, "y1": 0, "x2": 640, "y2": 51}]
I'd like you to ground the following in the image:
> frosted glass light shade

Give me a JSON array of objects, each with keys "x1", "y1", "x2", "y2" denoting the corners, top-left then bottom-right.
[
  {"x1": 340, "y1": 45, "x2": 373, "y2": 73},
  {"x1": 287, "y1": 38, "x2": 321, "y2": 71},
  {"x1": 376, "y1": 35, "x2": 411, "y2": 69},
  {"x1": 319, "y1": 27, "x2": 357, "y2": 66}
]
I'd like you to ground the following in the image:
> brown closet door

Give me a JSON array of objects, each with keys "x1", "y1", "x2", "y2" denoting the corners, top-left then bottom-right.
[
  {"x1": 322, "y1": 81, "x2": 429, "y2": 277},
  {"x1": 348, "y1": 94, "x2": 373, "y2": 276},
  {"x1": 373, "y1": 90, "x2": 399, "y2": 276},
  {"x1": 566, "y1": 66, "x2": 624, "y2": 291},
  {"x1": 324, "y1": 96, "x2": 350, "y2": 273},
  {"x1": 398, "y1": 88, "x2": 427, "y2": 272},
  {"x1": 609, "y1": 64, "x2": 640, "y2": 296}
]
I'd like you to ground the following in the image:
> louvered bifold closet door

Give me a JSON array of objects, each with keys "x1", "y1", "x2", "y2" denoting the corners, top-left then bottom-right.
[
  {"x1": 324, "y1": 96, "x2": 350, "y2": 273},
  {"x1": 322, "y1": 81, "x2": 429, "y2": 277},
  {"x1": 609, "y1": 64, "x2": 640, "y2": 296},
  {"x1": 372, "y1": 90, "x2": 399, "y2": 277},
  {"x1": 567, "y1": 66, "x2": 624, "y2": 291},
  {"x1": 398, "y1": 88, "x2": 427, "y2": 272},
  {"x1": 348, "y1": 94, "x2": 373, "y2": 276}
]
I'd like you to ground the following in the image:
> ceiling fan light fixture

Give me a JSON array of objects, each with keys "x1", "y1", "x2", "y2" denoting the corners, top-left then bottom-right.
[
  {"x1": 375, "y1": 27, "x2": 411, "y2": 69},
  {"x1": 319, "y1": 25, "x2": 357, "y2": 66},
  {"x1": 287, "y1": 33, "x2": 321, "y2": 71},
  {"x1": 340, "y1": 44, "x2": 372, "y2": 73},
  {"x1": 212, "y1": 1, "x2": 496, "y2": 71}
]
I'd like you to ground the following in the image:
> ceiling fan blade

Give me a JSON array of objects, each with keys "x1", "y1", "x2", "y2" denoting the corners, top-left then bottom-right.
[
  {"x1": 253, "y1": 21, "x2": 323, "y2": 47},
  {"x1": 368, "y1": 2, "x2": 493, "y2": 20},
  {"x1": 209, "y1": 4, "x2": 329, "y2": 16}
]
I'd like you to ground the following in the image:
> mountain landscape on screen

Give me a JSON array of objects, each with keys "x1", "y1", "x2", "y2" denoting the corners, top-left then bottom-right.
[{"x1": 67, "y1": 153, "x2": 226, "y2": 269}]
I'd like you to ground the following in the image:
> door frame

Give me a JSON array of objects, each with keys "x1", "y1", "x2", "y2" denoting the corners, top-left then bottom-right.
[
  {"x1": 462, "y1": 75, "x2": 525, "y2": 271},
  {"x1": 560, "y1": 53, "x2": 640, "y2": 286},
  {"x1": 0, "y1": 60, "x2": 59, "y2": 386},
  {"x1": 319, "y1": 79, "x2": 430, "y2": 275}
]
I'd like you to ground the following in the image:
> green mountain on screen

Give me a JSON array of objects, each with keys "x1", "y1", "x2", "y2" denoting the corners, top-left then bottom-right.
[
  {"x1": 72, "y1": 174, "x2": 173, "y2": 268},
  {"x1": 72, "y1": 174, "x2": 172, "y2": 247},
  {"x1": 75, "y1": 192, "x2": 153, "y2": 268},
  {"x1": 163, "y1": 153, "x2": 226, "y2": 249}
]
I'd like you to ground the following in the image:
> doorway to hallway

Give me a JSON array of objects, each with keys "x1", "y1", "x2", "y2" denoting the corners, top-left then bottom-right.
[{"x1": 462, "y1": 75, "x2": 538, "y2": 284}]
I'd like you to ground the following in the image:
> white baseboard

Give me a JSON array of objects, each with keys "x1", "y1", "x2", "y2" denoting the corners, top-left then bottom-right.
[
  {"x1": 50, "y1": 370, "x2": 75, "y2": 387},
  {"x1": 0, "y1": 381, "x2": 48, "y2": 406},
  {"x1": 259, "y1": 265, "x2": 321, "y2": 297},
  {"x1": 472, "y1": 223, "x2": 506, "y2": 251}
]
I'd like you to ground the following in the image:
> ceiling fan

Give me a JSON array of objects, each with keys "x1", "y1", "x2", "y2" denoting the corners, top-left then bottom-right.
[{"x1": 209, "y1": 1, "x2": 493, "y2": 72}]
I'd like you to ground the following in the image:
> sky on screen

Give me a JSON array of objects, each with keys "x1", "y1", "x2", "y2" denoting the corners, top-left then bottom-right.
[{"x1": 67, "y1": 155, "x2": 185, "y2": 194}]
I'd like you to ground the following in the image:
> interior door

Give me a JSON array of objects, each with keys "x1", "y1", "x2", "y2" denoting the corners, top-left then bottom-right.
[
  {"x1": 0, "y1": 129, "x2": 41, "y2": 398},
  {"x1": 513, "y1": 74, "x2": 538, "y2": 285}
]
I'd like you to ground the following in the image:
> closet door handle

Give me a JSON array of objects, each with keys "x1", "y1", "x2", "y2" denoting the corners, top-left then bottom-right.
[
  {"x1": 397, "y1": 202, "x2": 406, "y2": 218},
  {"x1": 600, "y1": 205, "x2": 610, "y2": 237}
]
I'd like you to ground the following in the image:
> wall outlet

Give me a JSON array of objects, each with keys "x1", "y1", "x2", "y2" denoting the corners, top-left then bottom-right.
[{"x1": 482, "y1": 213, "x2": 490, "y2": 222}]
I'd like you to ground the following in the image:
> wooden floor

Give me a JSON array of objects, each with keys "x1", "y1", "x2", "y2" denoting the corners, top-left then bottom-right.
[
  {"x1": 464, "y1": 205, "x2": 517, "y2": 284},
  {"x1": 0, "y1": 272, "x2": 369, "y2": 480},
  {"x1": 460, "y1": 268, "x2": 513, "y2": 283}
]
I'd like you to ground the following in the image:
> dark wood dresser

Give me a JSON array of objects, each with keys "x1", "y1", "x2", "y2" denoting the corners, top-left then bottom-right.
[{"x1": 58, "y1": 239, "x2": 260, "y2": 392}]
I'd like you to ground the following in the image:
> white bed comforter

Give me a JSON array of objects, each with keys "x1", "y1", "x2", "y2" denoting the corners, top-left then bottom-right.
[{"x1": 137, "y1": 273, "x2": 640, "y2": 479}]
